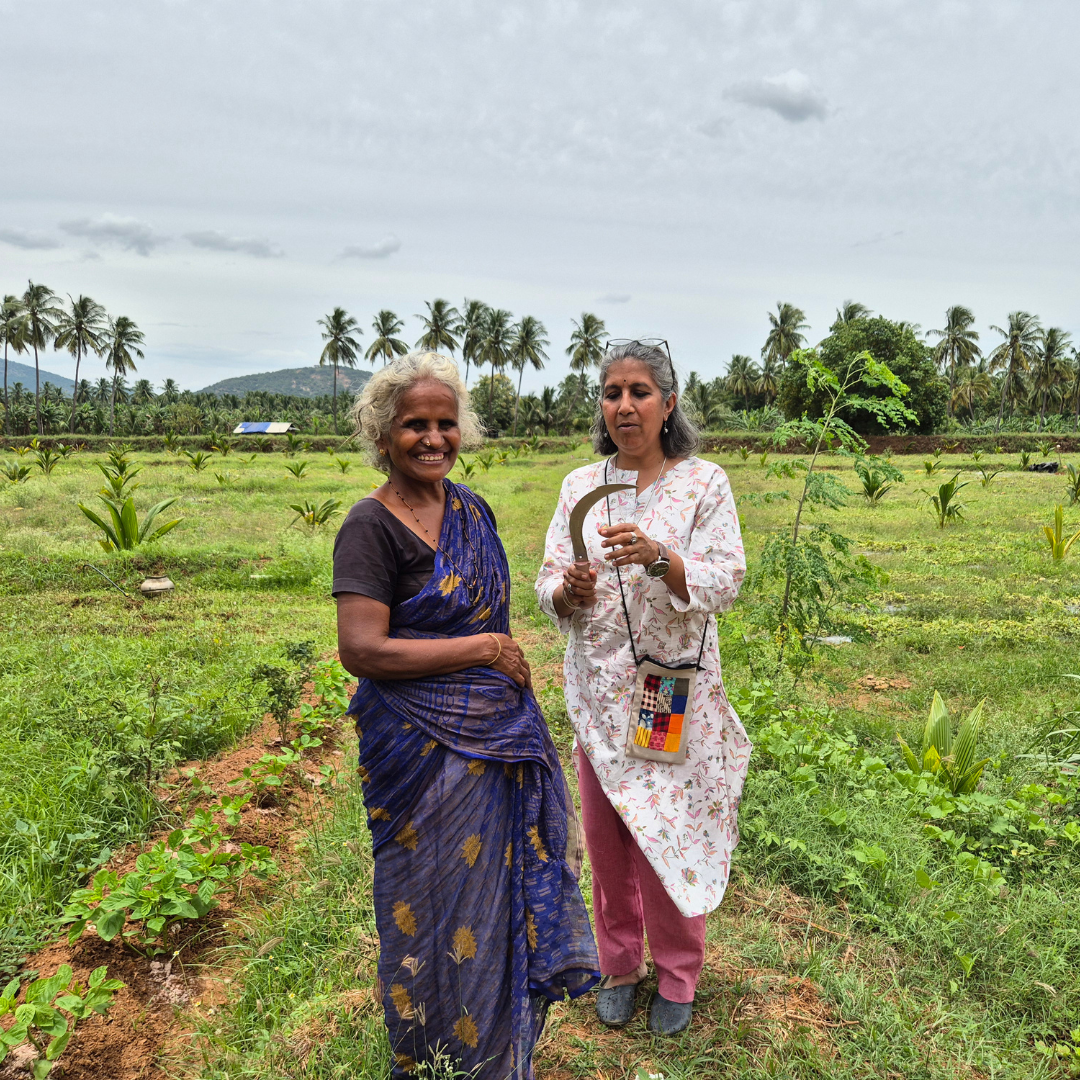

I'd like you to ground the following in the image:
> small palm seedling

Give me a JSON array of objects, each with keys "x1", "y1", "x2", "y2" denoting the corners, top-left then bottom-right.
[
  {"x1": 0, "y1": 964, "x2": 125, "y2": 1078},
  {"x1": 78, "y1": 496, "x2": 182, "y2": 552},
  {"x1": 457, "y1": 459, "x2": 477, "y2": 480},
  {"x1": 1064, "y1": 464, "x2": 1080, "y2": 505},
  {"x1": 285, "y1": 432, "x2": 302, "y2": 456},
  {"x1": 1019, "y1": 451, "x2": 1032, "y2": 469},
  {"x1": 922, "y1": 458, "x2": 943, "y2": 476},
  {"x1": 932, "y1": 446, "x2": 944, "y2": 460},
  {"x1": 162, "y1": 431, "x2": 181, "y2": 455},
  {"x1": 978, "y1": 466, "x2": 1001, "y2": 488},
  {"x1": 2, "y1": 462, "x2": 31, "y2": 484},
  {"x1": 898, "y1": 691, "x2": 991, "y2": 795},
  {"x1": 736, "y1": 445, "x2": 751, "y2": 461},
  {"x1": 853, "y1": 455, "x2": 904, "y2": 506},
  {"x1": 214, "y1": 472, "x2": 235, "y2": 486},
  {"x1": 475, "y1": 452, "x2": 494, "y2": 473},
  {"x1": 1043, "y1": 504, "x2": 1080, "y2": 561},
  {"x1": 182, "y1": 450, "x2": 213, "y2": 473},
  {"x1": 758, "y1": 449, "x2": 770, "y2": 468},
  {"x1": 334, "y1": 456, "x2": 351, "y2": 474},
  {"x1": 284, "y1": 460, "x2": 309, "y2": 480},
  {"x1": 971, "y1": 448, "x2": 984, "y2": 463},
  {"x1": 32, "y1": 444, "x2": 62, "y2": 477},
  {"x1": 922, "y1": 473, "x2": 967, "y2": 528},
  {"x1": 1038, "y1": 439, "x2": 1053, "y2": 457},
  {"x1": 995, "y1": 445, "x2": 1005, "y2": 454},
  {"x1": 96, "y1": 458, "x2": 141, "y2": 500},
  {"x1": 289, "y1": 498, "x2": 342, "y2": 531},
  {"x1": 211, "y1": 437, "x2": 234, "y2": 456},
  {"x1": 254, "y1": 435, "x2": 272, "y2": 453}
]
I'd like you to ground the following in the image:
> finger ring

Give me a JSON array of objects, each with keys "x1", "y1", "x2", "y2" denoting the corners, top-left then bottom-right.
[{"x1": 628, "y1": 536, "x2": 638, "y2": 545}]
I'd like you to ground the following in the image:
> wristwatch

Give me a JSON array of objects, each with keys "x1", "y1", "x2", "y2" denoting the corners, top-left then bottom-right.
[{"x1": 646, "y1": 541, "x2": 672, "y2": 578}]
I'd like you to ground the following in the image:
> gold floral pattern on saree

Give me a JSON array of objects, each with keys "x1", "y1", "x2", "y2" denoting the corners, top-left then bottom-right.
[
  {"x1": 527, "y1": 825, "x2": 549, "y2": 863},
  {"x1": 504, "y1": 842, "x2": 513, "y2": 868},
  {"x1": 358, "y1": 765, "x2": 370, "y2": 784},
  {"x1": 419, "y1": 739, "x2": 438, "y2": 757},
  {"x1": 395, "y1": 822, "x2": 419, "y2": 850},
  {"x1": 393, "y1": 901, "x2": 417, "y2": 936},
  {"x1": 525, "y1": 909, "x2": 538, "y2": 950},
  {"x1": 461, "y1": 834, "x2": 482, "y2": 867},
  {"x1": 369, "y1": 807, "x2": 391, "y2": 821},
  {"x1": 389, "y1": 983, "x2": 414, "y2": 1020},
  {"x1": 451, "y1": 926, "x2": 477, "y2": 963},
  {"x1": 437, "y1": 571, "x2": 462, "y2": 596},
  {"x1": 466, "y1": 760, "x2": 486, "y2": 776},
  {"x1": 453, "y1": 1013, "x2": 479, "y2": 1049},
  {"x1": 395, "y1": 1053, "x2": 417, "y2": 1074}
]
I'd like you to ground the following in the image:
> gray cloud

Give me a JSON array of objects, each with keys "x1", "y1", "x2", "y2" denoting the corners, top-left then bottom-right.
[
  {"x1": 0, "y1": 227, "x2": 61, "y2": 250},
  {"x1": 59, "y1": 213, "x2": 166, "y2": 255},
  {"x1": 185, "y1": 230, "x2": 284, "y2": 258},
  {"x1": 598, "y1": 293, "x2": 631, "y2": 304},
  {"x1": 339, "y1": 236, "x2": 401, "y2": 259},
  {"x1": 723, "y1": 69, "x2": 828, "y2": 123}
]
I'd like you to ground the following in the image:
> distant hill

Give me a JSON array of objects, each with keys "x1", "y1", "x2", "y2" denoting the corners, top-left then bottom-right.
[
  {"x1": 2, "y1": 359, "x2": 75, "y2": 395},
  {"x1": 200, "y1": 365, "x2": 373, "y2": 398}
]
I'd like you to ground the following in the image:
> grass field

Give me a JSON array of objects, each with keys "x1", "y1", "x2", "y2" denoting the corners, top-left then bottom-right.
[{"x1": 4, "y1": 443, "x2": 1080, "y2": 1079}]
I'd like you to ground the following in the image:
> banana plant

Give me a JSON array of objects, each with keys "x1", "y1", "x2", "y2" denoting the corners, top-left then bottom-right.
[
  {"x1": 1043, "y1": 504, "x2": 1080, "y2": 561},
  {"x1": 78, "y1": 496, "x2": 182, "y2": 552},
  {"x1": 922, "y1": 474, "x2": 967, "y2": 528},
  {"x1": 898, "y1": 691, "x2": 991, "y2": 795}
]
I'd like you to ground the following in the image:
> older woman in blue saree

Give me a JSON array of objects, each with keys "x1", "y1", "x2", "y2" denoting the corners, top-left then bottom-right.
[{"x1": 334, "y1": 352, "x2": 599, "y2": 1079}]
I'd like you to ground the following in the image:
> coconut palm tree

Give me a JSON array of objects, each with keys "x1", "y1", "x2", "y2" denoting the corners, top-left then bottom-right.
[
  {"x1": 564, "y1": 312, "x2": 607, "y2": 431},
  {"x1": 480, "y1": 308, "x2": 513, "y2": 425},
  {"x1": 160, "y1": 378, "x2": 181, "y2": 404},
  {"x1": 508, "y1": 315, "x2": 549, "y2": 435},
  {"x1": 22, "y1": 281, "x2": 64, "y2": 435},
  {"x1": 952, "y1": 359, "x2": 993, "y2": 423},
  {"x1": 927, "y1": 306, "x2": 981, "y2": 418},
  {"x1": 415, "y1": 299, "x2": 461, "y2": 355},
  {"x1": 1, "y1": 295, "x2": 27, "y2": 436},
  {"x1": 318, "y1": 307, "x2": 362, "y2": 434},
  {"x1": 459, "y1": 299, "x2": 488, "y2": 387},
  {"x1": 755, "y1": 353, "x2": 782, "y2": 405},
  {"x1": 835, "y1": 300, "x2": 873, "y2": 325},
  {"x1": 1066, "y1": 349, "x2": 1080, "y2": 432},
  {"x1": 762, "y1": 302, "x2": 809, "y2": 368},
  {"x1": 988, "y1": 311, "x2": 1042, "y2": 432},
  {"x1": 132, "y1": 378, "x2": 156, "y2": 405},
  {"x1": 54, "y1": 295, "x2": 108, "y2": 432},
  {"x1": 104, "y1": 316, "x2": 146, "y2": 435},
  {"x1": 365, "y1": 310, "x2": 409, "y2": 367},
  {"x1": 725, "y1": 354, "x2": 760, "y2": 409},
  {"x1": 1031, "y1": 327, "x2": 1073, "y2": 430}
]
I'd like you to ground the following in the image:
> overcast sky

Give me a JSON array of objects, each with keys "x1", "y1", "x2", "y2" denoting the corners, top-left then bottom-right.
[{"x1": 1, "y1": 0, "x2": 1078, "y2": 395}]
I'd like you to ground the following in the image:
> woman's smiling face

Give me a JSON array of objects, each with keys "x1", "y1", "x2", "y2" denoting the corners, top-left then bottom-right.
[
  {"x1": 380, "y1": 378, "x2": 462, "y2": 483},
  {"x1": 601, "y1": 359, "x2": 675, "y2": 456}
]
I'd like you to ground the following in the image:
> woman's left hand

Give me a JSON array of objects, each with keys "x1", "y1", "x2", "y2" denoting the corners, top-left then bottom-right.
[{"x1": 598, "y1": 522, "x2": 661, "y2": 567}]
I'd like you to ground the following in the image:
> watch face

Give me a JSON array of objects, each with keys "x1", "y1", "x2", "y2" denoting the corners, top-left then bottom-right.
[{"x1": 646, "y1": 560, "x2": 670, "y2": 578}]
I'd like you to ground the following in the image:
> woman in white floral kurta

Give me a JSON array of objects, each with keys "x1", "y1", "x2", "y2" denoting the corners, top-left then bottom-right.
[{"x1": 535, "y1": 340, "x2": 750, "y2": 1035}]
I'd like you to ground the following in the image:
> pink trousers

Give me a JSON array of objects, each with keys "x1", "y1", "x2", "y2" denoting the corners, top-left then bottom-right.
[{"x1": 574, "y1": 745, "x2": 706, "y2": 1003}]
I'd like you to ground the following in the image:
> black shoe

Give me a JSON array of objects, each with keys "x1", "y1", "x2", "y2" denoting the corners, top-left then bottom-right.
[
  {"x1": 647, "y1": 992, "x2": 693, "y2": 1035},
  {"x1": 595, "y1": 980, "x2": 640, "y2": 1027}
]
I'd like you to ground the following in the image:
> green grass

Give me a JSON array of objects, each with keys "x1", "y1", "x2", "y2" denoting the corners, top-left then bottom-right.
[{"x1": 5, "y1": 445, "x2": 1080, "y2": 1077}]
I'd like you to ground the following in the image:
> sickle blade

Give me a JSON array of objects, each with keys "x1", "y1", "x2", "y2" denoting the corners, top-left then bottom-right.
[{"x1": 568, "y1": 483, "x2": 635, "y2": 561}]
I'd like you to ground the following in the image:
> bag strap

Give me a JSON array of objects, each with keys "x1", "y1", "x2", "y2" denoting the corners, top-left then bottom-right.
[{"x1": 604, "y1": 458, "x2": 709, "y2": 671}]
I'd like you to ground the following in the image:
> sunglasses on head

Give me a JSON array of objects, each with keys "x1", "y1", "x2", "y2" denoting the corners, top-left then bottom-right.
[{"x1": 604, "y1": 338, "x2": 676, "y2": 386}]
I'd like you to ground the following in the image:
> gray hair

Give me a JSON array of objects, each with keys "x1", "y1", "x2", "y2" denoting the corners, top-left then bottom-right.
[
  {"x1": 351, "y1": 351, "x2": 484, "y2": 472},
  {"x1": 591, "y1": 341, "x2": 700, "y2": 458}
]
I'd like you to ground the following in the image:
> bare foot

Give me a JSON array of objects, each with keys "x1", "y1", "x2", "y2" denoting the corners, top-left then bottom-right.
[{"x1": 604, "y1": 960, "x2": 647, "y2": 987}]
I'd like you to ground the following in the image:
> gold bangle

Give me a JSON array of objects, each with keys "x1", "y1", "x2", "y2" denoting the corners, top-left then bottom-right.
[{"x1": 487, "y1": 632, "x2": 502, "y2": 663}]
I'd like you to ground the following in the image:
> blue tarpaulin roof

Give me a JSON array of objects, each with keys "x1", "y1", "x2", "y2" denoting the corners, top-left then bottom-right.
[{"x1": 233, "y1": 422, "x2": 297, "y2": 434}]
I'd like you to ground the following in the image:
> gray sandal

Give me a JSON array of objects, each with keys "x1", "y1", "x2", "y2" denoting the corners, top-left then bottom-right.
[
  {"x1": 595, "y1": 979, "x2": 641, "y2": 1027},
  {"x1": 647, "y1": 992, "x2": 693, "y2": 1035}
]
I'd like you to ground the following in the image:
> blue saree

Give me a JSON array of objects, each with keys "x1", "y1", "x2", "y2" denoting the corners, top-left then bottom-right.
[{"x1": 347, "y1": 481, "x2": 599, "y2": 1079}]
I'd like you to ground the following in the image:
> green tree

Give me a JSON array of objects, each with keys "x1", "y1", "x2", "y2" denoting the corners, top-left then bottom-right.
[
  {"x1": 927, "y1": 305, "x2": 981, "y2": 418},
  {"x1": 415, "y1": 298, "x2": 461, "y2": 355},
  {"x1": 459, "y1": 299, "x2": 488, "y2": 387},
  {"x1": 762, "y1": 302, "x2": 809, "y2": 369},
  {"x1": 54, "y1": 295, "x2": 108, "y2": 433},
  {"x1": 160, "y1": 378, "x2": 180, "y2": 404},
  {"x1": 508, "y1": 315, "x2": 549, "y2": 435},
  {"x1": 564, "y1": 311, "x2": 607, "y2": 433},
  {"x1": 22, "y1": 281, "x2": 64, "y2": 435},
  {"x1": 1031, "y1": 327, "x2": 1072, "y2": 430},
  {"x1": 952, "y1": 360, "x2": 993, "y2": 422},
  {"x1": 725, "y1": 354, "x2": 760, "y2": 409},
  {"x1": 480, "y1": 308, "x2": 513, "y2": 426},
  {"x1": 469, "y1": 373, "x2": 516, "y2": 433},
  {"x1": 777, "y1": 315, "x2": 946, "y2": 434},
  {"x1": 1, "y1": 295, "x2": 27, "y2": 436},
  {"x1": 756, "y1": 354, "x2": 782, "y2": 405},
  {"x1": 317, "y1": 307, "x2": 362, "y2": 434},
  {"x1": 988, "y1": 311, "x2": 1041, "y2": 432},
  {"x1": 834, "y1": 300, "x2": 873, "y2": 325},
  {"x1": 366, "y1": 310, "x2": 409, "y2": 368},
  {"x1": 104, "y1": 317, "x2": 145, "y2": 436}
]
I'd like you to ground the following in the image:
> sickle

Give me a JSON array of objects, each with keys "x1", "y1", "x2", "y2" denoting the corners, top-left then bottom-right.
[{"x1": 568, "y1": 483, "x2": 635, "y2": 563}]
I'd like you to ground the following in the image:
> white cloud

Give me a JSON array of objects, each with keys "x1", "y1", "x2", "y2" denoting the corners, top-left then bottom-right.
[
  {"x1": 723, "y1": 69, "x2": 828, "y2": 123},
  {"x1": 185, "y1": 230, "x2": 284, "y2": 258},
  {"x1": 59, "y1": 213, "x2": 166, "y2": 255},
  {"x1": 339, "y1": 236, "x2": 401, "y2": 259},
  {"x1": 0, "y1": 227, "x2": 61, "y2": 250}
]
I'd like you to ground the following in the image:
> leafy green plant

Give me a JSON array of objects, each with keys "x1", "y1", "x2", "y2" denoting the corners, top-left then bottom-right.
[
  {"x1": 0, "y1": 965, "x2": 125, "y2": 1078},
  {"x1": 211, "y1": 437, "x2": 235, "y2": 456},
  {"x1": 971, "y1": 448, "x2": 984, "y2": 463},
  {"x1": 1065, "y1": 463, "x2": 1080, "y2": 505},
  {"x1": 32, "y1": 444, "x2": 61, "y2": 477},
  {"x1": 978, "y1": 466, "x2": 1001, "y2": 487},
  {"x1": 162, "y1": 431, "x2": 180, "y2": 454},
  {"x1": 922, "y1": 474, "x2": 967, "y2": 528},
  {"x1": 933, "y1": 446, "x2": 944, "y2": 460},
  {"x1": 923, "y1": 458, "x2": 944, "y2": 476},
  {"x1": 78, "y1": 496, "x2": 182, "y2": 551},
  {"x1": 289, "y1": 498, "x2": 342, "y2": 531},
  {"x1": 457, "y1": 460, "x2": 477, "y2": 480},
  {"x1": 897, "y1": 691, "x2": 991, "y2": 795},
  {"x1": 1043, "y1": 504, "x2": 1080, "y2": 561},
  {"x1": 96, "y1": 455, "x2": 141, "y2": 499},
  {"x1": 1039, "y1": 439, "x2": 1053, "y2": 457},
  {"x1": 251, "y1": 647, "x2": 312, "y2": 743},
  {"x1": 182, "y1": 450, "x2": 213, "y2": 473},
  {"x1": 299, "y1": 659, "x2": 352, "y2": 734},
  {"x1": 284, "y1": 460, "x2": 309, "y2": 480},
  {"x1": 2, "y1": 461, "x2": 31, "y2": 484},
  {"x1": 254, "y1": 435, "x2": 272, "y2": 453},
  {"x1": 109, "y1": 676, "x2": 183, "y2": 791},
  {"x1": 1019, "y1": 450, "x2": 1032, "y2": 468},
  {"x1": 215, "y1": 471, "x2": 235, "y2": 486},
  {"x1": 736, "y1": 445, "x2": 751, "y2": 461},
  {"x1": 229, "y1": 747, "x2": 303, "y2": 807},
  {"x1": 334, "y1": 456, "x2": 351, "y2": 474},
  {"x1": 475, "y1": 452, "x2": 494, "y2": 473},
  {"x1": 853, "y1": 455, "x2": 904, "y2": 505},
  {"x1": 285, "y1": 432, "x2": 302, "y2": 456},
  {"x1": 758, "y1": 449, "x2": 770, "y2": 468}
]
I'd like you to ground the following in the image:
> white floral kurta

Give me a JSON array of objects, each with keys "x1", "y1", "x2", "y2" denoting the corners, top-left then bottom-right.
[{"x1": 535, "y1": 456, "x2": 751, "y2": 917}]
